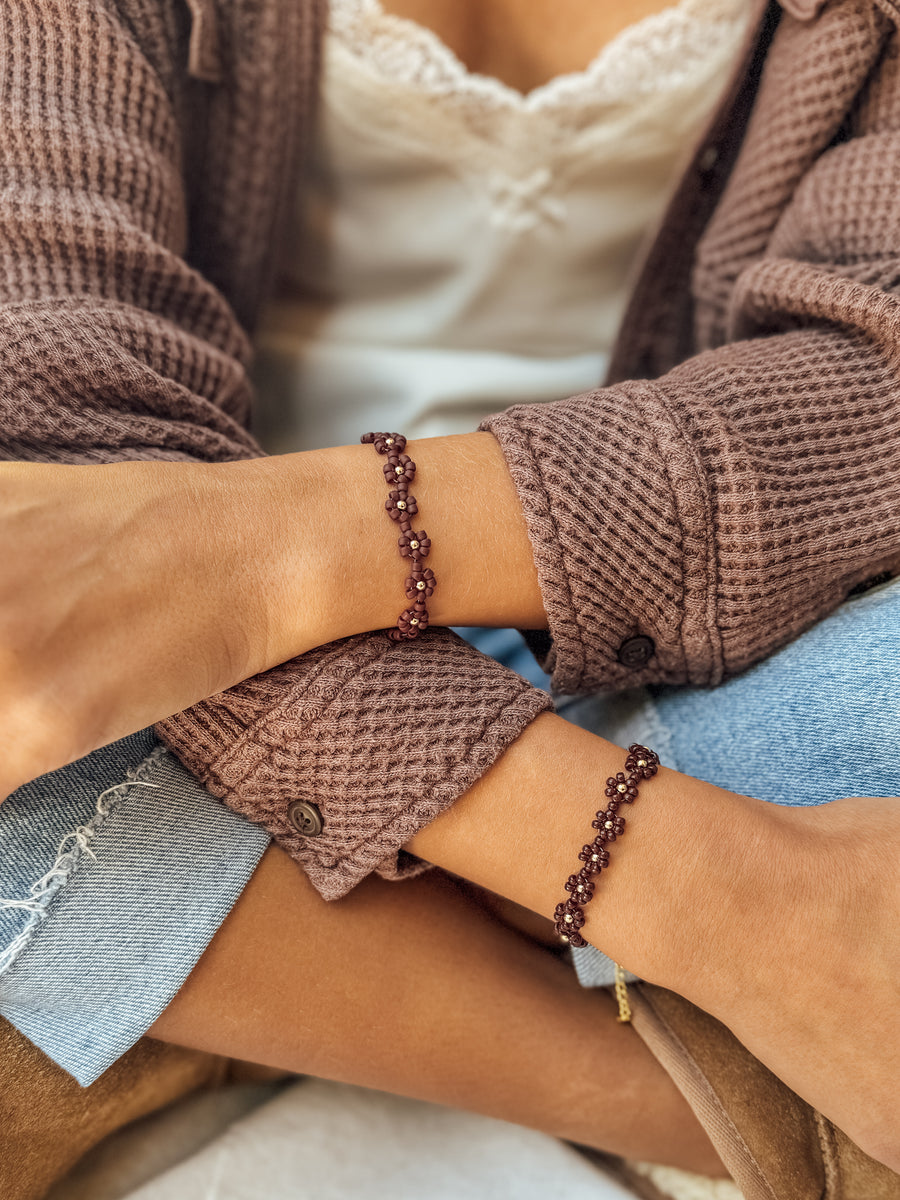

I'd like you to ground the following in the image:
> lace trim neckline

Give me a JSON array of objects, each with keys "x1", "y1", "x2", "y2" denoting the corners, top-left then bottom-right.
[{"x1": 329, "y1": 0, "x2": 751, "y2": 113}]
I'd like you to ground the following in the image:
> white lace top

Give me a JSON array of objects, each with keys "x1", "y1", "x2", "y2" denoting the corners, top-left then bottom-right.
[{"x1": 252, "y1": 0, "x2": 752, "y2": 453}]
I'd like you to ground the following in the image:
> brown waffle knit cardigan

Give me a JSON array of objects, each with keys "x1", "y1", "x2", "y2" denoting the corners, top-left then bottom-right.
[{"x1": 4, "y1": 0, "x2": 900, "y2": 898}]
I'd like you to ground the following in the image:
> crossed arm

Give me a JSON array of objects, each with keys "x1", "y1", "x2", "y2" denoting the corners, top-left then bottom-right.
[
  {"x1": 0, "y1": 433, "x2": 539, "y2": 796},
  {"x1": 4, "y1": 447, "x2": 900, "y2": 1172}
]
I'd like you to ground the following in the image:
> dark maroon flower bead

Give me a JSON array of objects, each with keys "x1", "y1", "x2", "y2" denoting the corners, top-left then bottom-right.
[
  {"x1": 556, "y1": 926, "x2": 587, "y2": 948},
  {"x1": 378, "y1": 433, "x2": 407, "y2": 454},
  {"x1": 405, "y1": 566, "x2": 436, "y2": 599},
  {"x1": 384, "y1": 453, "x2": 416, "y2": 486},
  {"x1": 398, "y1": 530, "x2": 431, "y2": 561},
  {"x1": 565, "y1": 873, "x2": 595, "y2": 902},
  {"x1": 386, "y1": 490, "x2": 418, "y2": 522},
  {"x1": 361, "y1": 432, "x2": 407, "y2": 455},
  {"x1": 597, "y1": 812, "x2": 625, "y2": 841},
  {"x1": 554, "y1": 904, "x2": 586, "y2": 937},
  {"x1": 397, "y1": 604, "x2": 429, "y2": 636},
  {"x1": 625, "y1": 744, "x2": 660, "y2": 779},
  {"x1": 605, "y1": 772, "x2": 638, "y2": 803},
  {"x1": 554, "y1": 898, "x2": 588, "y2": 945},
  {"x1": 578, "y1": 843, "x2": 610, "y2": 872}
]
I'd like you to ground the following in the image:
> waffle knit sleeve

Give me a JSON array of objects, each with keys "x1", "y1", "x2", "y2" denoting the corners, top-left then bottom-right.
[
  {"x1": 0, "y1": 1, "x2": 260, "y2": 466},
  {"x1": 155, "y1": 631, "x2": 553, "y2": 900},
  {"x1": 480, "y1": 45, "x2": 900, "y2": 695},
  {"x1": 480, "y1": 315, "x2": 900, "y2": 694}
]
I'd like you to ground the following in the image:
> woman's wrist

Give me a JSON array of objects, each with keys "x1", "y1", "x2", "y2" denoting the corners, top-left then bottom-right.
[
  {"x1": 140, "y1": 428, "x2": 544, "y2": 690},
  {"x1": 233, "y1": 432, "x2": 546, "y2": 666},
  {"x1": 405, "y1": 713, "x2": 790, "y2": 1006}
]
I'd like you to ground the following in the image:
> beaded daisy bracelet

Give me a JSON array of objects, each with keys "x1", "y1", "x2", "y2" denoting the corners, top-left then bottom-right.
[
  {"x1": 361, "y1": 431, "x2": 435, "y2": 641},
  {"x1": 553, "y1": 743, "x2": 660, "y2": 1021}
]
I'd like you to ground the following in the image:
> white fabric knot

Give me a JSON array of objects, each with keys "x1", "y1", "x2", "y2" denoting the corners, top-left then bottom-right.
[{"x1": 486, "y1": 168, "x2": 566, "y2": 233}]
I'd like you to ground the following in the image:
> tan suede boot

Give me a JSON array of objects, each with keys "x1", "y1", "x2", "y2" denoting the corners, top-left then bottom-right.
[
  {"x1": 0, "y1": 1018, "x2": 229, "y2": 1200},
  {"x1": 628, "y1": 984, "x2": 900, "y2": 1200}
]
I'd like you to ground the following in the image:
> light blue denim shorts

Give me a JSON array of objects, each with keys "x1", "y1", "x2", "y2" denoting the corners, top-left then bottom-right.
[
  {"x1": 0, "y1": 732, "x2": 271, "y2": 1084},
  {"x1": 1, "y1": 580, "x2": 897, "y2": 1084}
]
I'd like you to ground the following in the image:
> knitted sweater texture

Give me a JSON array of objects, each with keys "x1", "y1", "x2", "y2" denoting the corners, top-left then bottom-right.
[{"x1": 3, "y1": 0, "x2": 900, "y2": 897}]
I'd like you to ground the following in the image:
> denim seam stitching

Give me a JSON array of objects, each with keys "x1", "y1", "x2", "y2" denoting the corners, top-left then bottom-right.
[{"x1": 0, "y1": 745, "x2": 168, "y2": 979}]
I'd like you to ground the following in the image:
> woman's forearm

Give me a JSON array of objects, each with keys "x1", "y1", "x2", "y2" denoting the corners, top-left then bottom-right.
[
  {"x1": 405, "y1": 712, "x2": 900, "y2": 1171},
  {"x1": 231, "y1": 432, "x2": 545, "y2": 668},
  {"x1": 404, "y1": 712, "x2": 773, "y2": 1003},
  {"x1": 0, "y1": 437, "x2": 537, "y2": 796}
]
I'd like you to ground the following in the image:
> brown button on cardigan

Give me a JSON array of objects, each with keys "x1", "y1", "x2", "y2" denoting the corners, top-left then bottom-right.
[{"x1": 3, "y1": 0, "x2": 900, "y2": 898}]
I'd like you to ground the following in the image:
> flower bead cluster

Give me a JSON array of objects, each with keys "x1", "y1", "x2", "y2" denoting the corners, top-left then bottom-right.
[
  {"x1": 369, "y1": 432, "x2": 407, "y2": 455},
  {"x1": 362, "y1": 431, "x2": 436, "y2": 641},
  {"x1": 591, "y1": 811, "x2": 625, "y2": 840},
  {"x1": 578, "y1": 843, "x2": 609, "y2": 871},
  {"x1": 405, "y1": 567, "x2": 436, "y2": 599},
  {"x1": 553, "y1": 744, "x2": 659, "y2": 949},
  {"x1": 398, "y1": 531, "x2": 432, "y2": 561},
  {"x1": 386, "y1": 489, "x2": 418, "y2": 522},
  {"x1": 397, "y1": 606, "x2": 430, "y2": 635},
  {"x1": 383, "y1": 454, "x2": 416, "y2": 487},
  {"x1": 605, "y1": 772, "x2": 638, "y2": 804}
]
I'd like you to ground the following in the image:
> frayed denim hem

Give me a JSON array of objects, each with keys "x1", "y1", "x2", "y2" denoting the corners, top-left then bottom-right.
[
  {"x1": 0, "y1": 747, "x2": 168, "y2": 977},
  {"x1": 0, "y1": 734, "x2": 270, "y2": 1085}
]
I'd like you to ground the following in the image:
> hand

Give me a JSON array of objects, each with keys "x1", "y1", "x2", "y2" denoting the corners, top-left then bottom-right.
[
  {"x1": 0, "y1": 459, "x2": 276, "y2": 796},
  {"x1": 694, "y1": 796, "x2": 900, "y2": 1172}
]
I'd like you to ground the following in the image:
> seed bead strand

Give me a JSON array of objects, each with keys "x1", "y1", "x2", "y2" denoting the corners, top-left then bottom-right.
[
  {"x1": 553, "y1": 743, "x2": 660, "y2": 1020},
  {"x1": 361, "y1": 432, "x2": 435, "y2": 641}
]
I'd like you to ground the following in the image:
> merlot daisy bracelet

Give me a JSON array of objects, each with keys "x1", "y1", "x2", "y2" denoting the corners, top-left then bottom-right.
[
  {"x1": 361, "y1": 431, "x2": 435, "y2": 641},
  {"x1": 554, "y1": 743, "x2": 660, "y2": 1022}
]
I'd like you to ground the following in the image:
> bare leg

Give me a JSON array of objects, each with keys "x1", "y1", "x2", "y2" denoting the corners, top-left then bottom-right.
[{"x1": 149, "y1": 845, "x2": 725, "y2": 1177}]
